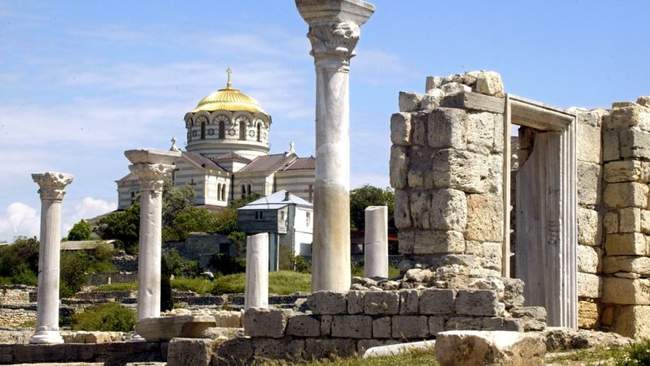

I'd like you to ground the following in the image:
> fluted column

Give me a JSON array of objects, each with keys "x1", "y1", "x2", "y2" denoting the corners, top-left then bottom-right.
[
  {"x1": 364, "y1": 206, "x2": 388, "y2": 279},
  {"x1": 245, "y1": 233, "x2": 269, "y2": 309},
  {"x1": 296, "y1": 0, "x2": 375, "y2": 292},
  {"x1": 30, "y1": 171, "x2": 73, "y2": 344},
  {"x1": 125, "y1": 149, "x2": 180, "y2": 321}
]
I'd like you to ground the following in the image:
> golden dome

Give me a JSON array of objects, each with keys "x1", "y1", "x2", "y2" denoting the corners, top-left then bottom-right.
[{"x1": 192, "y1": 68, "x2": 266, "y2": 114}]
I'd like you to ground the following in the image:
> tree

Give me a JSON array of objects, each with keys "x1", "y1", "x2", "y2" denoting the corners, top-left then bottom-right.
[
  {"x1": 0, "y1": 237, "x2": 39, "y2": 285},
  {"x1": 349, "y1": 185, "x2": 395, "y2": 231},
  {"x1": 68, "y1": 219, "x2": 92, "y2": 241},
  {"x1": 94, "y1": 203, "x2": 140, "y2": 254}
]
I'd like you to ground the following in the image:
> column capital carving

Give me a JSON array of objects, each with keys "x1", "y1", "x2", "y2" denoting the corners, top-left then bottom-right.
[
  {"x1": 296, "y1": 0, "x2": 375, "y2": 64},
  {"x1": 307, "y1": 21, "x2": 360, "y2": 63},
  {"x1": 32, "y1": 172, "x2": 73, "y2": 201},
  {"x1": 129, "y1": 163, "x2": 174, "y2": 193}
]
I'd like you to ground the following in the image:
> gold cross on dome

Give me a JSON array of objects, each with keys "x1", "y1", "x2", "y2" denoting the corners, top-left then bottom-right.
[{"x1": 226, "y1": 67, "x2": 232, "y2": 88}]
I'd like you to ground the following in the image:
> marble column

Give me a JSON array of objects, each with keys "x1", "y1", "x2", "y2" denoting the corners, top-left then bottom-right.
[
  {"x1": 125, "y1": 149, "x2": 180, "y2": 321},
  {"x1": 245, "y1": 233, "x2": 269, "y2": 309},
  {"x1": 364, "y1": 206, "x2": 388, "y2": 279},
  {"x1": 30, "y1": 172, "x2": 73, "y2": 344},
  {"x1": 296, "y1": 0, "x2": 375, "y2": 292}
]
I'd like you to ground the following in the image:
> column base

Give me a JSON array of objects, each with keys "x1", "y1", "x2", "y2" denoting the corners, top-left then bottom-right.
[{"x1": 29, "y1": 330, "x2": 64, "y2": 344}]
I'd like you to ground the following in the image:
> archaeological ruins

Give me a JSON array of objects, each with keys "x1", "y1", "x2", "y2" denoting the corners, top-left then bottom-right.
[{"x1": 3, "y1": 0, "x2": 650, "y2": 365}]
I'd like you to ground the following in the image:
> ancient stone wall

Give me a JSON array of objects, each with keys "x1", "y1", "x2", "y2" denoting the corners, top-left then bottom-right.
[
  {"x1": 391, "y1": 71, "x2": 505, "y2": 275},
  {"x1": 0, "y1": 286, "x2": 34, "y2": 305},
  {"x1": 600, "y1": 98, "x2": 650, "y2": 338}
]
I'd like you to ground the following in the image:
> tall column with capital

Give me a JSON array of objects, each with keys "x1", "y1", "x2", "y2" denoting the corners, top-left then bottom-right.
[
  {"x1": 30, "y1": 171, "x2": 73, "y2": 344},
  {"x1": 296, "y1": 0, "x2": 375, "y2": 291},
  {"x1": 125, "y1": 149, "x2": 180, "y2": 321}
]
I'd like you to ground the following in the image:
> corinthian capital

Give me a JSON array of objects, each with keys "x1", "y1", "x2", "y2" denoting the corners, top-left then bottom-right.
[
  {"x1": 308, "y1": 21, "x2": 360, "y2": 62},
  {"x1": 32, "y1": 172, "x2": 74, "y2": 201},
  {"x1": 296, "y1": 0, "x2": 375, "y2": 62},
  {"x1": 129, "y1": 163, "x2": 174, "y2": 193}
]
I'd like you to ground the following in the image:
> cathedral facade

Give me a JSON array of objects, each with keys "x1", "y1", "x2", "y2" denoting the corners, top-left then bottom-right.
[{"x1": 116, "y1": 71, "x2": 315, "y2": 210}]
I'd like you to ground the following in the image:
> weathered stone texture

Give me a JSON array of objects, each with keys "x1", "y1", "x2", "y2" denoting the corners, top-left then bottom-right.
[
  {"x1": 603, "y1": 130, "x2": 620, "y2": 161},
  {"x1": 577, "y1": 122, "x2": 602, "y2": 163},
  {"x1": 577, "y1": 162, "x2": 601, "y2": 206},
  {"x1": 390, "y1": 113, "x2": 411, "y2": 146},
  {"x1": 613, "y1": 305, "x2": 650, "y2": 339},
  {"x1": 605, "y1": 233, "x2": 648, "y2": 256},
  {"x1": 304, "y1": 338, "x2": 356, "y2": 359},
  {"x1": 413, "y1": 230, "x2": 465, "y2": 254},
  {"x1": 603, "y1": 277, "x2": 650, "y2": 304},
  {"x1": 620, "y1": 128, "x2": 650, "y2": 159},
  {"x1": 419, "y1": 289, "x2": 455, "y2": 315},
  {"x1": 372, "y1": 317, "x2": 392, "y2": 339},
  {"x1": 432, "y1": 149, "x2": 488, "y2": 193},
  {"x1": 578, "y1": 301, "x2": 599, "y2": 329},
  {"x1": 619, "y1": 207, "x2": 642, "y2": 233},
  {"x1": 577, "y1": 207, "x2": 601, "y2": 246},
  {"x1": 455, "y1": 290, "x2": 501, "y2": 316},
  {"x1": 577, "y1": 272, "x2": 602, "y2": 299},
  {"x1": 465, "y1": 194, "x2": 503, "y2": 242},
  {"x1": 330, "y1": 315, "x2": 372, "y2": 339},
  {"x1": 603, "y1": 256, "x2": 650, "y2": 275},
  {"x1": 398, "y1": 289, "x2": 419, "y2": 314},
  {"x1": 364, "y1": 291, "x2": 400, "y2": 315},
  {"x1": 605, "y1": 160, "x2": 644, "y2": 183},
  {"x1": 286, "y1": 315, "x2": 320, "y2": 337},
  {"x1": 391, "y1": 316, "x2": 429, "y2": 339},
  {"x1": 577, "y1": 245, "x2": 600, "y2": 274},
  {"x1": 389, "y1": 146, "x2": 408, "y2": 189},
  {"x1": 243, "y1": 308, "x2": 288, "y2": 339},
  {"x1": 167, "y1": 338, "x2": 215, "y2": 366},
  {"x1": 398, "y1": 92, "x2": 422, "y2": 113},
  {"x1": 307, "y1": 292, "x2": 347, "y2": 315},
  {"x1": 435, "y1": 330, "x2": 546, "y2": 366},
  {"x1": 430, "y1": 189, "x2": 467, "y2": 231}
]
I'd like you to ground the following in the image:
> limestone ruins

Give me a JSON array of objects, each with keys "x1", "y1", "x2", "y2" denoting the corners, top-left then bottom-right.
[{"x1": 3, "y1": 0, "x2": 650, "y2": 365}]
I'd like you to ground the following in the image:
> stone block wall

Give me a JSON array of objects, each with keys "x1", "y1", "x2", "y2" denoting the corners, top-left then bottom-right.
[
  {"x1": 218, "y1": 287, "x2": 545, "y2": 364},
  {"x1": 0, "y1": 286, "x2": 33, "y2": 305},
  {"x1": 391, "y1": 71, "x2": 505, "y2": 275},
  {"x1": 600, "y1": 99, "x2": 650, "y2": 338}
]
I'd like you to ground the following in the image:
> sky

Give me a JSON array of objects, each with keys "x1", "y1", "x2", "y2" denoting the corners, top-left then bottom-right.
[{"x1": 1, "y1": 0, "x2": 649, "y2": 241}]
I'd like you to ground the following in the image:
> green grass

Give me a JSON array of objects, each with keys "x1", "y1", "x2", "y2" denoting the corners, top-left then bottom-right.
[
  {"x1": 262, "y1": 350, "x2": 438, "y2": 366},
  {"x1": 213, "y1": 271, "x2": 311, "y2": 295},
  {"x1": 72, "y1": 303, "x2": 135, "y2": 332},
  {"x1": 172, "y1": 277, "x2": 215, "y2": 294}
]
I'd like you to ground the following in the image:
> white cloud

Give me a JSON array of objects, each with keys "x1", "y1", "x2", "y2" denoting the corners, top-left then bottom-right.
[
  {"x1": 62, "y1": 197, "x2": 117, "y2": 235},
  {"x1": 0, "y1": 197, "x2": 116, "y2": 242},
  {"x1": 0, "y1": 202, "x2": 40, "y2": 242}
]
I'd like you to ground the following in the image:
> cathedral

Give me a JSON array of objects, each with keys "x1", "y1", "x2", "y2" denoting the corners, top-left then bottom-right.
[{"x1": 116, "y1": 70, "x2": 316, "y2": 210}]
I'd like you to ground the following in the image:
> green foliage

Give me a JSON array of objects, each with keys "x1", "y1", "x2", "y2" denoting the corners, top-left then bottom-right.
[
  {"x1": 0, "y1": 237, "x2": 39, "y2": 285},
  {"x1": 211, "y1": 271, "x2": 311, "y2": 295},
  {"x1": 349, "y1": 185, "x2": 395, "y2": 231},
  {"x1": 291, "y1": 255, "x2": 311, "y2": 273},
  {"x1": 164, "y1": 249, "x2": 200, "y2": 277},
  {"x1": 165, "y1": 206, "x2": 221, "y2": 242},
  {"x1": 171, "y1": 277, "x2": 215, "y2": 294},
  {"x1": 162, "y1": 183, "x2": 195, "y2": 228},
  {"x1": 616, "y1": 339, "x2": 650, "y2": 366},
  {"x1": 161, "y1": 253, "x2": 173, "y2": 312},
  {"x1": 71, "y1": 303, "x2": 135, "y2": 332},
  {"x1": 209, "y1": 252, "x2": 245, "y2": 276},
  {"x1": 94, "y1": 203, "x2": 140, "y2": 254},
  {"x1": 68, "y1": 219, "x2": 92, "y2": 241},
  {"x1": 60, "y1": 247, "x2": 115, "y2": 298}
]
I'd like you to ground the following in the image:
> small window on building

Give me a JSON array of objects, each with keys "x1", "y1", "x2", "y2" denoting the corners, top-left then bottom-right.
[
  {"x1": 217, "y1": 183, "x2": 222, "y2": 201},
  {"x1": 279, "y1": 211, "x2": 285, "y2": 222},
  {"x1": 241, "y1": 185, "x2": 246, "y2": 199},
  {"x1": 247, "y1": 184, "x2": 251, "y2": 196},
  {"x1": 306, "y1": 211, "x2": 311, "y2": 226},
  {"x1": 200, "y1": 122, "x2": 206, "y2": 139},
  {"x1": 239, "y1": 123, "x2": 246, "y2": 140},
  {"x1": 221, "y1": 184, "x2": 226, "y2": 202},
  {"x1": 308, "y1": 184, "x2": 313, "y2": 202},
  {"x1": 130, "y1": 191, "x2": 136, "y2": 203},
  {"x1": 219, "y1": 121, "x2": 226, "y2": 139},
  {"x1": 255, "y1": 211, "x2": 264, "y2": 220},
  {"x1": 256, "y1": 123, "x2": 261, "y2": 142}
]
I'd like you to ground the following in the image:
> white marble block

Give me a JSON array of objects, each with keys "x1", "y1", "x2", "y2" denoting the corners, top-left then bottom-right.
[
  {"x1": 245, "y1": 232, "x2": 269, "y2": 309},
  {"x1": 364, "y1": 206, "x2": 389, "y2": 278}
]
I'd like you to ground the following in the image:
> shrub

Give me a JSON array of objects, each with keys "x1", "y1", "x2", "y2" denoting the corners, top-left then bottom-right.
[
  {"x1": 209, "y1": 253, "x2": 245, "y2": 276},
  {"x1": 0, "y1": 237, "x2": 39, "y2": 285},
  {"x1": 616, "y1": 339, "x2": 650, "y2": 366},
  {"x1": 164, "y1": 249, "x2": 200, "y2": 277},
  {"x1": 68, "y1": 219, "x2": 92, "y2": 241},
  {"x1": 172, "y1": 277, "x2": 214, "y2": 294},
  {"x1": 72, "y1": 303, "x2": 135, "y2": 332},
  {"x1": 291, "y1": 256, "x2": 311, "y2": 273}
]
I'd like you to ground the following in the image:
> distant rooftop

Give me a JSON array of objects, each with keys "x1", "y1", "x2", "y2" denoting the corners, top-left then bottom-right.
[{"x1": 238, "y1": 190, "x2": 313, "y2": 210}]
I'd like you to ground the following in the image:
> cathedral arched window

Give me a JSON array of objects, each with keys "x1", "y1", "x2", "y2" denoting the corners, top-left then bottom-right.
[
  {"x1": 239, "y1": 122, "x2": 246, "y2": 140},
  {"x1": 217, "y1": 183, "x2": 222, "y2": 201},
  {"x1": 247, "y1": 184, "x2": 251, "y2": 196},
  {"x1": 241, "y1": 185, "x2": 246, "y2": 199},
  {"x1": 219, "y1": 121, "x2": 226, "y2": 139},
  {"x1": 200, "y1": 121, "x2": 206, "y2": 140},
  {"x1": 256, "y1": 123, "x2": 261, "y2": 142},
  {"x1": 221, "y1": 184, "x2": 226, "y2": 201}
]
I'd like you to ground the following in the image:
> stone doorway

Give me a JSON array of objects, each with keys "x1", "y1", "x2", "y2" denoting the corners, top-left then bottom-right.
[{"x1": 505, "y1": 95, "x2": 578, "y2": 328}]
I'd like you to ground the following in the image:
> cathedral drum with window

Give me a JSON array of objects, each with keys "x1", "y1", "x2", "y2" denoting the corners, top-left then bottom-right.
[{"x1": 116, "y1": 69, "x2": 315, "y2": 209}]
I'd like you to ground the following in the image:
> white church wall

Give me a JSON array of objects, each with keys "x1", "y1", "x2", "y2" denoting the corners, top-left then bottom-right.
[
  {"x1": 276, "y1": 170, "x2": 315, "y2": 202},
  {"x1": 293, "y1": 207, "x2": 313, "y2": 256}
]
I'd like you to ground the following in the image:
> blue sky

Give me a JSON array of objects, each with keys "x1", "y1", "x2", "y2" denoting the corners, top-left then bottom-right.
[{"x1": 1, "y1": 0, "x2": 649, "y2": 241}]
